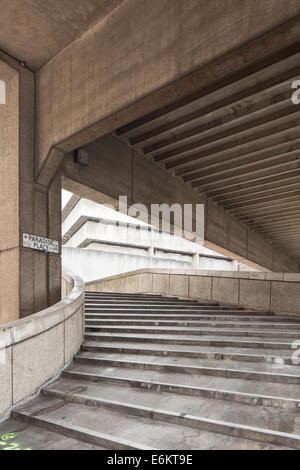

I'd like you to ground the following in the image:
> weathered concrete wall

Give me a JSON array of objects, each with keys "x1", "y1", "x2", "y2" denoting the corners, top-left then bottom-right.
[
  {"x1": 0, "y1": 53, "x2": 62, "y2": 323},
  {"x1": 36, "y1": 0, "x2": 300, "y2": 182},
  {"x1": 0, "y1": 63, "x2": 19, "y2": 325},
  {"x1": 86, "y1": 268, "x2": 300, "y2": 316},
  {"x1": 0, "y1": 270, "x2": 85, "y2": 420}
]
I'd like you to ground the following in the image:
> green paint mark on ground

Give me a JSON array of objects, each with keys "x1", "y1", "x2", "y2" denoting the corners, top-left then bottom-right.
[{"x1": 0, "y1": 432, "x2": 32, "y2": 451}]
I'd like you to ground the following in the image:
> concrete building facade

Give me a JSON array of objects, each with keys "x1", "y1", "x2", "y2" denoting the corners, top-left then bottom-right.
[{"x1": 62, "y1": 191, "x2": 252, "y2": 281}]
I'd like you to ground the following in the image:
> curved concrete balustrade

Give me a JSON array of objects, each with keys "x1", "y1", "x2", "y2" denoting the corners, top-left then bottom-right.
[
  {"x1": 0, "y1": 269, "x2": 85, "y2": 420},
  {"x1": 86, "y1": 269, "x2": 300, "y2": 316}
]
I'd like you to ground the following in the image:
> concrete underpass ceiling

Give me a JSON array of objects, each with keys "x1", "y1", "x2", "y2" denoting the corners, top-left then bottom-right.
[
  {"x1": 115, "y1": 42, "x2": 300, "y2": 261},
  {"x1": 0, "y1": 0, "x2": 125, "y2": 70}
]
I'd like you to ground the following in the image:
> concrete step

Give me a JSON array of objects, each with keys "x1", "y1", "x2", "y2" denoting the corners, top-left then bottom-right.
[
  {"x1": 85, "y1": 292, "x2": 165, "y2": 297},
  {"x1": 85, "y1": 307, "x2": 274, "y2": 315},
  {"x1": 84, "y1": 305, "x2": 247, "y2": 312},
  {"x1": 12, "y1": 397, "x2": 153, "y2": 450},
  {"x1": 85, "y1": 318, "x2": 300, "y2": 330},
  {"x1": 83, "y1": 338, "x2": 293, "y2": 356},
  {"x1": 86, "y1": 292, "x2": 164, "y2": 297},
  {"x1": 74, "y1": 352, "x2": 300, "y2": 384},
  {"x1": 85, "y1": 299, "x2": 215, "y2": 305},
  {"x1": 85, "y1": 324, "x2": 300, "y2": 339},
  {"x1": 65, "y1": 361, "x2": 300, "y2": 401},
  {"x1": 41, "y1": 377, "x2": 300, "y2": 449},
  {"x1": 85, "y1": 303, "x2": 225, "y2": 309},
  {"x1": 81, "y1": 341, "x2": 295, "y2": 365},
  {"x1": 0, "y1": 417, "x2": 107, "y2": 450},
  {"x1": 6, "y1": 291, "x2": 300, "y2": 450},
  {"x1": 85, "y1": 300, "x2": 203, "y2": 305},
  {"x1": 62, "y1": 367, "x2": 300, "y2": 410},
  {"x1": 85, "y1": 303, "x2": 257, "y2": 310},
  {"x1": 12, "y1": 395, "x2": 286, "y2": 450},
  {"x1": 85, "y1": 332, "x2": 294, "y2": 350},
  {"x1": 85, "y1": 307, "x2": 274, "y2": 318},
  {"x1": 85, "y1": 294, "x2": 218, "y2": 304},
  {"x1": 85, "y1": 313, "x2": 300, "y2": 322}
]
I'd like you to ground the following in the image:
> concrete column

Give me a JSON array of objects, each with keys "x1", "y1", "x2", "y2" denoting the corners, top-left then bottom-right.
[
  {"x1": 0, "y1": 57, "x2": 61, "y2": 325},
  {"x1": 148, "y1": 246, "x2": 154, "y2": 257}
]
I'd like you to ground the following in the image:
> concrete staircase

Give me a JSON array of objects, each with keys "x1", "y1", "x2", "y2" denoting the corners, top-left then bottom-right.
[{"x1": 4, "y1": 292, "x2": 300, "y2": 450}]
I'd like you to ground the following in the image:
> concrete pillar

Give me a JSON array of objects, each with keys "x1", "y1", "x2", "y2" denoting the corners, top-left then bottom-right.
[
  {"x1": 148, "y1": 246, "x2": 154, "y2": 257},
  {"x1": 0, "y1": 58, "x2": 61, "y2": 325}
]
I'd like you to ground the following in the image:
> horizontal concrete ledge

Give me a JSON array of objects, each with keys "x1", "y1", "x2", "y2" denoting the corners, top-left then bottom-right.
[
  {"x1": 86, "y1": 268, "x2": 300, "y2": 316},
  {"x1": 86, "y1": 268, "x2": 300, "y2": 284},
  {"x1": 0, "y1": 268, "x2": 85, "y2": 420}
]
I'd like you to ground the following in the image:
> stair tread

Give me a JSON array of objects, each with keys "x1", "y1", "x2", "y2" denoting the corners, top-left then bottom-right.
[
  {"x1": 82, "y1": 339, "x2": 293, "y2": 357},
  {"x1": 85, "y1": 300, "x2": 214, "y2": 304},
  {"x1": 13, "y1": 395, "x2": 291, "y2": 450},
  {"x1": 43, "y1": 377, "x2": 300, "y2": 436},
  {"x1": 85, "y1": 319, "x2": 300, "y2": 329},
  {"x1": 86, "y1": 325, "x2": 300, "y2": 343},
  {"x1": 85, "y1": 306, "x2": 261, "y2": 311},
  {"x1": 65, "y1": 362, "x2": 300, "y2": 399},
  {"x1": 85, "y1": 313, "x2": 300, "y2": 322},
  {"x1": 75, "y1": 350, "x2": 300, "y2": 376},
  {"x1": 84, "y1": 330, "x2": 297, "y2": 343}
]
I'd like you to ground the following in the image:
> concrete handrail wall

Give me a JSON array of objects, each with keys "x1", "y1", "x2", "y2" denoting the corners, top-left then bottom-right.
[
  {"x1": 0, "y1": 268, "x2": 85, "y2": 420},
  {"x1": 86, "y1": 268, "x2": 300, "y2": 316}
]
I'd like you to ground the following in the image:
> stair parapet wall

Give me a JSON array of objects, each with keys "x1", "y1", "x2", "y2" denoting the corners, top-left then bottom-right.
[
  {"x1": 86, "y1": 269, "x2": 300, "y2": 316},
  {"x1": 0, "y1": 268, "x2": 85, "y2": 420}
]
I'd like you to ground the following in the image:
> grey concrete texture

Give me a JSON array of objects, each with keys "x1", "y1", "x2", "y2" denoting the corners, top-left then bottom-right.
[
  {"x1": 36, "y1": 0, "x2": 300, "y2": 172},
  {"x1": 0, "y1": 0, "x2": 125, "y2": 70},
  {"x1": 42, "y1": 378, "x2": 300, "y2": 438},
  {"x1": 12, "y1": 396, "x2": 292, "y2": 450},
  {"x1": 0, "y1": 418, "x2": 105, "y2": 450},
  {"x1": 0, "y1": 57, "x2": 62, "y2": 324},
  {"x1": 6, "y1": 291, "x2": 300, "y2": 450},
  {"x1": 0, "y1": 270, "x2": 85, "y2": 419}
]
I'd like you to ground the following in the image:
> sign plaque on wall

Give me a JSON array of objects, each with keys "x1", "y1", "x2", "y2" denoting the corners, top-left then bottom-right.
[{"x1": 22, "y1": 233, "x2": 60, "y2": 254}]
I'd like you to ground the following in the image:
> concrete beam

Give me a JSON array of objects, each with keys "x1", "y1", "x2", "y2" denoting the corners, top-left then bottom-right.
[
  {"x1": 130, "y1": 85, "x2": 294, "y2": 148},
  {"x1": 35, "y1": 2, "x2": 300, "y2": 185},
  {"x1": 218, "y1": 183, "x2": 300, "y2": 205}
]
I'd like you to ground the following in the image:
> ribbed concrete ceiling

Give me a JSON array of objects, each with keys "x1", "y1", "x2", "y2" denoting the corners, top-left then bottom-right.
[
  {"x1": 0, "y1": 0, "x2": 124, "y2": 70},
  {"x1": 116, "y1": 44, "x2": 300, "y2": 261}
]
